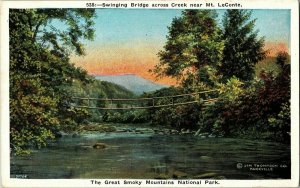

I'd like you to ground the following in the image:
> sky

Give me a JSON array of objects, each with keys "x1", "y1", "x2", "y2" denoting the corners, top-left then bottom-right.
[{"x1": 71, "y1": 9, "x2": 291, "y2": 86}]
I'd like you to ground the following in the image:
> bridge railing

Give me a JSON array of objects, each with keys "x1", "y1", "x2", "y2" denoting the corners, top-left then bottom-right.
[{"x1": 71, "y1": 89, "x2": 219, "y2": 110}]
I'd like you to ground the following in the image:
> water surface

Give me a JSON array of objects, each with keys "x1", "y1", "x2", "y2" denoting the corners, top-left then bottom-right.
[{"x1": 11, "y1": 130, "x2": 291, "y2": 179}]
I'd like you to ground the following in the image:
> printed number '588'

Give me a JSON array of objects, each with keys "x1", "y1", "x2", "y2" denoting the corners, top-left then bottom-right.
[{"x1": 86, "y1": 3, "x2": 96, "y2": 7}]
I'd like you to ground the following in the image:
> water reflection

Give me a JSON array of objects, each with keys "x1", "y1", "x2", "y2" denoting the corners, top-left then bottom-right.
[{"x1": 11, "y1": 132, "x2": 290, "y2": 179}]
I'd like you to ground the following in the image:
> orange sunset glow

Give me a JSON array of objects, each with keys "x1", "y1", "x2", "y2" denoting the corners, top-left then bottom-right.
[
  {"x1": 71, "y1": 41, "x2": 289, "y2": 86},
  {"x1": 70, "y1": 9, "x2": 291, "y2": 86},
  {"x1": 264, "y1": 42, "x2": 290, "y2": 57},
  {"x1": 72, "y1": 42, "x2": 179, "y2": 86}
]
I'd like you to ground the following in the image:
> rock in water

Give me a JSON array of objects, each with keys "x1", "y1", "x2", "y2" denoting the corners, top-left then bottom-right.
[
  {"x1": 154, "y1": 173, "x2": 171, "y2": 179},
  {"x1": 81, "y1": 146, "x2": 93, "y2": 150},
  {"x1": 93, "y1": 143, "x2": 107, "y2": 149},
  {"x1": 200, "y1": 156, "x2": 212, "y2": 161},
  {"x1": 172, "y1": 170, "x2": 188, "y2": 179},
  {"x1": 194, "y1": 172, "x2": 217, "y2": 179}
]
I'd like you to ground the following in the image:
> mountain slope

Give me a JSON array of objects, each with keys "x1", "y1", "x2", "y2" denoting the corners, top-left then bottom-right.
[
  {"x1": 70, "y1": 78, "x2": 135, "y2": 99},
  {"x1": 95, "y1": 74, "x2": 166, "y2": 94},
  {"x1": 95, "y1": 80, "x2": 135, "y2": 98}
]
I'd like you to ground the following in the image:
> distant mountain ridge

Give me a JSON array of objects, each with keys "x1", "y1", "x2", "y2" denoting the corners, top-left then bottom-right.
[
  {"x1": 70, "y1": 78, "x2": 135, "y2": 99},
  {"x1": 95, "y1": 74, "x2": 166, "y2": 94}
]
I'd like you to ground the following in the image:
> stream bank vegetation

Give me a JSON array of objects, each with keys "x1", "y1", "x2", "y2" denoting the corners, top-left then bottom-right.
[{"x1": 10, "y1": 9, "x2": 290, "y2": 155}]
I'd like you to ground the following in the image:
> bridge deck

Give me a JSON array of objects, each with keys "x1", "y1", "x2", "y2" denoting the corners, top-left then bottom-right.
[{"x1": 71, "y1": 89, "x2": 219, "y2": 110}]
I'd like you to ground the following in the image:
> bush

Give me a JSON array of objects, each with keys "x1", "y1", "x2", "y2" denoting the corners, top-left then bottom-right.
[{"x1": 199, "y1": 52, "x2": 291, "y2": 142}]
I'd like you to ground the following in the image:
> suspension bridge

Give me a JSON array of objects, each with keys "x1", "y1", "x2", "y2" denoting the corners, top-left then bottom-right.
[{"x1": 71, "y1": 89, "x2": 219, "y2": 110}]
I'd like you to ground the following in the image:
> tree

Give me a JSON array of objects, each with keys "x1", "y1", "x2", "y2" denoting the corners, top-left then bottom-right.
[
  {"x1": 9, "y1": 9, "x2": 95, "y2": 154},
  {"x1": 153, "y1": 10, "x2": 224, "y2": 91},
  {"x1": 209, "y1": 51, "x2": 290, "y2": 141},
  {"x1": 219, "y1": 10, "x2": 265, "y2": 82}
]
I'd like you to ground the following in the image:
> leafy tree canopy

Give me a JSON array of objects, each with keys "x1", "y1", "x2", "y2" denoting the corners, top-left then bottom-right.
[
  {"x1": 219, "y1": 10, "x2": 266, "y2": 82},
  {"x1": 153, "y1": 10, "x2": 224, "y2": 91},
  {"x1": 9, "y1": 9, "x2": 96, "y2": 154}
]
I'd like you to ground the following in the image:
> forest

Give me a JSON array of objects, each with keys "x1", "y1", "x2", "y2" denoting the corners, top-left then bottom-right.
[{"x1": 9, "y1": 9, "x2": 290, "y2": 155}]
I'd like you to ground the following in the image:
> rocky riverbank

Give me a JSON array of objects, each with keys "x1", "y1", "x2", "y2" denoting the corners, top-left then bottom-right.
[
  {"x1": 57, "y1": 123, "x2": 218, "y2": 139},
  {"x1": 57, "y1": 123, "x2": 218, "y2": 138}
]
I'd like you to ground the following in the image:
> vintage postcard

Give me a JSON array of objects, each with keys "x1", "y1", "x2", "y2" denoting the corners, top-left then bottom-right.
[{"x1": 1, "y1": 0, "x2": 299, "y2": 187}]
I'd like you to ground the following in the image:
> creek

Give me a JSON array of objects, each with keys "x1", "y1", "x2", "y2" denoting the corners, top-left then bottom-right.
[{"x1": 11, "y1": 125, "x2": 290, "y2": 179}]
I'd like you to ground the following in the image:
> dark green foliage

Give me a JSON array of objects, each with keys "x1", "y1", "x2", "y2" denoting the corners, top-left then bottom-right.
[
  {"x1": 10, "y1": 7, "x2": 291, "y2": 156},
  {"x1": 70, "y1": 79, "x2": 134, "y2": 100},
  {"x1": 30, "y1": 9, "x2": 95, "y2": 56},
  {"x1": 69, "y1": 79, "x2": 135, "y2": 123},
  {"x1": 102, "y1": 110, "x2": 148, "y2": 124},
  {"x1": 154, "y1": 10, "x2": 223, "y2": 90},
  {"x1": 254, "y1": 56, "x2": 281, "y2": 76},
  {"x1": 142, "y1": 87, "x2": 202, "y2": 130},
  {"x1": 268, "y1": 102, "x2": 290, "y2": 142},
  {"x1": 10, "y1": 9, "x2": 96, "y2": 154},
  {"x1": 202, "y1": 52, "x2": 290, "y2": 142},
  {"x1": 100, "y1": 86, "x2": 203, "y2": 128},
  {"x1": 98, "y1": 81, "x2": 134, "y2": 99},
  {"x1": 219, "y1": 10, "x2": 266, "y2": 82},
  {"x1": 152, "y1": 9, "x2": 290, "y2": 143}
]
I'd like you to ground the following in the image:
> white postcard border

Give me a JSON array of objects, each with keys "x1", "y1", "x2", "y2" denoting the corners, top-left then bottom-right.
[{"x1": 1, "y1": 0, "x2": 299, "y2": 187}]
